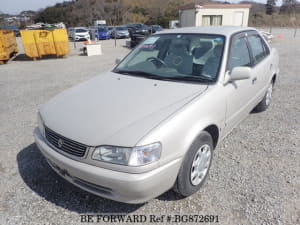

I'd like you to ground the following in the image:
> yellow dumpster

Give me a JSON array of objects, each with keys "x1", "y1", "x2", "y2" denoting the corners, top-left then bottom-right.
[
  {"x1": 0, "y1": 29, "x2": 18, "y2": 64},
  {"x1": 21, "y1": 29, "x2": 70, "y2": 59}
]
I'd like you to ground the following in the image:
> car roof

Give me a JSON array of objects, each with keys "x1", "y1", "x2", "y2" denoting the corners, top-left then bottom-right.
[
  {"x1": 75, "y1": 27, "x2": 88, "y2": 30},
  {"x1": 158, "y1": 26, "x2": 257, "y2": 37}
]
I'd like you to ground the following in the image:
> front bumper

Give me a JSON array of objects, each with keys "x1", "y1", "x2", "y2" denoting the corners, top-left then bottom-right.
[
  {"x1": 75, "y1": 36, "x2": 89, "y2": 41},
  {"x1": 116, "y1": 34, "x2": 129, "y2": 38},
  {"x1": 34, "y1": 128, "x2": 181, "y2": 204}
]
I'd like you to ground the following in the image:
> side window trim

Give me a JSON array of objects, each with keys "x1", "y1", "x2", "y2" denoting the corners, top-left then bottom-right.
[
  {"x1": 246, "y1": 31, "x2": 270, "y2": 67},
  {"x1": 226, "y1": 31, "x2": 253, "y2": 72}
]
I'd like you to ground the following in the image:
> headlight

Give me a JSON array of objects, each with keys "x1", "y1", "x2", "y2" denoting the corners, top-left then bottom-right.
[
  {"x1": 92, "y1": 142, "x2": 161, "y2": 166},
  {"x1": 37, "y1": 113, "x2": 45, "y2": 137},
  {"x1": 129, "y1": 143, "x2": 161, "y2": 166},
  {"x1": 92, "y1": 146, "x2": 132, "y2": 165}
]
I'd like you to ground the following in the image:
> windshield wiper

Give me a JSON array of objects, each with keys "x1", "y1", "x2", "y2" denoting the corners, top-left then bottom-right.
[
  {"x1": 168, "y1": 75, "x2": 215, "y2": 83},
  {"x1": 114, "y1": 70, "x2": 215, "y2": 83},
  {"x1": 114, "y1": 70, "x2": 174, "y2": 81}
]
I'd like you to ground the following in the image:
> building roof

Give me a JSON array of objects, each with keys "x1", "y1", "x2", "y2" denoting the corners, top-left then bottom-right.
[
  {"x1": 179, "y1": 3, "x2": 252, "y2": 11},
  {"x1": 157, "y1": 26, "x2": 256, "y2": 37}
]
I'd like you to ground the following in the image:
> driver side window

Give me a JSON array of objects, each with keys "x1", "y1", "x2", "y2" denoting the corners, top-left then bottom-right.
[{"x1": 228, "y1": 36, "x2": 251, "y2": 71}]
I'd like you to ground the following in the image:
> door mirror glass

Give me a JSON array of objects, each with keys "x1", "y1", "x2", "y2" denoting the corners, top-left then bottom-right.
[{"x1": 230, "y1": 66, "x2": 251, "y2": 81}]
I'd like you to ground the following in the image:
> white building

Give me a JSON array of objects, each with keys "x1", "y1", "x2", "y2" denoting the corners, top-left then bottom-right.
[{"x1": 179, "y1": 3, "x2": 251, "y2": 27}]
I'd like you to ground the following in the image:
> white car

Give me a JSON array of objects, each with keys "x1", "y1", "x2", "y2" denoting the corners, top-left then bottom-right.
[
  {"x1": 70, "y1": 27, "x2": 90, "y2": 41},
  {"x1": 35, "y1": 26, "x2": 279, "y2": 204}
]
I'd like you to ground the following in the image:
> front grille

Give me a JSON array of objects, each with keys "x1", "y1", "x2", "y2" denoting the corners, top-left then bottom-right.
[{"x1": 45, "y1": 126, "x2": 88, "y2": 157}]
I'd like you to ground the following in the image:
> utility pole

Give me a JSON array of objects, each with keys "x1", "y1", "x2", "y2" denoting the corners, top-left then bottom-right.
[{"x1": 265, "y1": 0, "x2": 276, "y2": 33}]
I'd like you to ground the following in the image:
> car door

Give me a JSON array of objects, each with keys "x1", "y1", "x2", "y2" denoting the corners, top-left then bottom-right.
[
  {"x1": 222, "y1": 32, "x2": 256, "y2": 135},
  {"x1": 246, "y1": 31, "x2": 272, "y2": 104}
]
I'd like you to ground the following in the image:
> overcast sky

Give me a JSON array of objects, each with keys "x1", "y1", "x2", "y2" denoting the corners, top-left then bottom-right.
[
  {"x1": 1, "y1": 0, "x2": 72, "y2": 14},
  {"x1": 2, "y1": 0, "x2": 279, "y2": 14}
]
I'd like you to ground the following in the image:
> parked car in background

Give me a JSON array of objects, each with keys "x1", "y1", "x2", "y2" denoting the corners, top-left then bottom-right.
[
  {"x1": 95, "y1": 27, "x2": 111, "y2": 40},
  {"x1": 111, "y1": 26, "x2": 129, "y2": 39},
  {"x1": 127, "y1": 23, "x2": 151, "y2": 47},
  {"x1": 127, "y1": 23, "x2": 150, "y2": 35},
  {"x1": 150, "y1": 25, "x2": 163, "y2": 33},
  {"x1": 70, "y1": 27, "x2": 90, "y2": 41},
  {"x1": 107, "y1": 26, "x2": 114, "y2": 35},
  {"x1": 34, "y1": 26, "x2": 279, "y2": 204}
]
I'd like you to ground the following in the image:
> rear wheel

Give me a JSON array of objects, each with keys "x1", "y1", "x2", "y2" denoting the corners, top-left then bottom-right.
[
  {"x1": 174, "y1": 131, "x2": 213, "y2": 197},
  {"x1": 254, "y1": 80, "x2": 274, "y2": 112}
]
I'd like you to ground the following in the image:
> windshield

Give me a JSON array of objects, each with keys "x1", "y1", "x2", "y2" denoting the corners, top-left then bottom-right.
[
  {"x1": 98, "y1": 27, "x2": 108, "y2": 32},
  {"x1": 114, "y1": 34, "x2": 225, "y2": 83},
  {"x1": 116, "y1": 26, "x2": 127, "y2": 31},
  {"x1": 76, "y1": 29, "x2": 87, "y2": 33},
  {"x1": 152, "y1": 25, "x2": 162, "y2": 31}
]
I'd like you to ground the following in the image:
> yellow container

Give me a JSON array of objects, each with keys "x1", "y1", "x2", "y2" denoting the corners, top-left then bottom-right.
[
  {"x1": 21, "y1": 28, "x2": 70, "y2": 59},
  {"x1": 0, "y1": 29, "x2": 18, "y2": 64}
]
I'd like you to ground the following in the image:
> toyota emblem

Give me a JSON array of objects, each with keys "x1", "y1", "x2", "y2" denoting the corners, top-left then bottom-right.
[{"x1": 57, "y1": 138, "x2": 64, "y2": 148}]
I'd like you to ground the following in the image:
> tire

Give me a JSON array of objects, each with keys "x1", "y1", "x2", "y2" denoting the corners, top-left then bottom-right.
[
  {"x1": 254, "y1": 80, "x2": 274, "y2": 112},
  {"x1": 173, "y1": 131, "x2": 213, "y2": 197}
]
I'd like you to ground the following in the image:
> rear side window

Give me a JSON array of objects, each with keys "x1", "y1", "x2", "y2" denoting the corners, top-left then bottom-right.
[
  {"x1": 228, "y1": 36, "x2": 251, "y2": 71},
  {"x1": 247, "y1": 35, "x2": 268, "y2": 65}
]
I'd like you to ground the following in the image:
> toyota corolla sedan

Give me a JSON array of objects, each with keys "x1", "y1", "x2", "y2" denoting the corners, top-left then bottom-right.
[
  {"x1": 111, "y1": 26, "x2": 130, "y2": 39},
  {"x1": 34, "y1": 26, "x2": 279, "y2": 204}
]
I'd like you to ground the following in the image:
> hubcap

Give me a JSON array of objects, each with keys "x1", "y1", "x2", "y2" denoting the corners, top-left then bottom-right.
[
  {"x1": 190, "y1": 144, "x2": 212, "y2": 186},
  {"x1": 266, "y1": 83, "x2": 273, "y2": 106}
]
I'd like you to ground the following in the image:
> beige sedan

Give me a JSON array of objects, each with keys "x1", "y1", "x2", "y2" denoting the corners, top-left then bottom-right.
[{"x1": 34, "y1": 26, "x2": 279, "y2": 203}]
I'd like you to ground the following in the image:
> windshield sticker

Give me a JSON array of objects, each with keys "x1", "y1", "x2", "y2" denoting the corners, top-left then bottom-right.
[
  {"x1": 214, "y1": 37, "x2": 224, "y2": 43},
  {"x1": 143, "y1": 37, "x2": 159, "y2": 44},
  {"x1": 140, "y1": 44, "x2": 156, "y2": 49}
]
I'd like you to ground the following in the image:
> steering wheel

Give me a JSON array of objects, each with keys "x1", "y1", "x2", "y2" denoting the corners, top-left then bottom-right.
[{"x1": 146, "y1": 57, "x2": 167, "y2": 68}]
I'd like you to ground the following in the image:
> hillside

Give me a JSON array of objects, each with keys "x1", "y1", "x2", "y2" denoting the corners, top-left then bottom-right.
[
  {"x1": 34, "y1": 0, "x2": 204, "y2": 27},
  {"x1": 33, "y1": 0, "x2": 300, "y2": 27}
]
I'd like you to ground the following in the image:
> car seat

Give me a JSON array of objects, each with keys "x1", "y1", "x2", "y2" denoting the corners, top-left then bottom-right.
[
  {"x1": 192, "y1": 41, "x2": 213, "y2": 59},
  {"x1": 202, "y1": 45, "x2": 223, "y2": 79},
  {"x1": 164, "y1": 39, "x2": 193, "y2": 75}
]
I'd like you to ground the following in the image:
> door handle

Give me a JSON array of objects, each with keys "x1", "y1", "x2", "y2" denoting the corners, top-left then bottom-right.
[{"x1": 252, "y1": 77, "x2": 257, "y2": 84}]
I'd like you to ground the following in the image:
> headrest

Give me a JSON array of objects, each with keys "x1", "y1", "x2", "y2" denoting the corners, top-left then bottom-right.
[
  {"x1": 170, "y1": 38, "x2": 189, "y2": 51},
  {"x1": 213, "y1": 45, "x2": 223, "y2": 57},
  {"x1": 199, "y1": 41, "x2": 213, "y2": 49}
]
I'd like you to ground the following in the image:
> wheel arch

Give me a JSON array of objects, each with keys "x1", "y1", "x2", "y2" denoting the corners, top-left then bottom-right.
[{"x1": 203, "y1": 124, "x2": 219, "y2": 149}]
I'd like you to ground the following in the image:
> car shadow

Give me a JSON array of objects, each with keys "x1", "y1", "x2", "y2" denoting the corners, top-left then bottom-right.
[
  {"x1": 156, "y1": 189, "x2": 186, "y2": 202},
  {"x1": 17, "y1": 143, "x2": 143, "y2": 213},
  {"x1": 13, "y1": 54, "x2": 65, "y2": 61}
]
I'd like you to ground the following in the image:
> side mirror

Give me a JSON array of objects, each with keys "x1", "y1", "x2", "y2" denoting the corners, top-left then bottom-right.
[
  {"x1": 224, "y1": 66, "x2": 251, "y2": 84},
  {"x1": 231, "y1": 66, "x2": 251, "y2": 81},
  {"x1": 115, "y1": 57, "x2": 122, "y2": 65}
]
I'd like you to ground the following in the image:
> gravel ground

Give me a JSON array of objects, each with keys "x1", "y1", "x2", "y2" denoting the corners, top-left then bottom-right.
[{"x1": 0, "y1": 30, "x2": 299, "y2": 225}]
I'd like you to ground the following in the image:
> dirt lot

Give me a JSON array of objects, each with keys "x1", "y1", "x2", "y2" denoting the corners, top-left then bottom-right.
[{"x1": 0, "y1": 29, "x2": 299, "y2": 225}]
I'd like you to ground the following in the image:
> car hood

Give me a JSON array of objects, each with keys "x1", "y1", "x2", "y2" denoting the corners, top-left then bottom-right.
[
  {"x1": 117, "y1": 31, "x2": 129, "y2": 34},
  {"x1": 40, "y1": 72, "x2": 207, "y2": 146},
  {"x1": 76, "y1": 32, "x2": 88, "y2": 35}
]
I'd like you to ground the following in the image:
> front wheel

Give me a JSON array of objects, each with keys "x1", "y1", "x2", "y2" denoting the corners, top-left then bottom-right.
[
  {"x1": 173, "y1": 131, "x2": 213, "y2": 197},
  {"x1": 254, "y1": 80, "x2": 274, "y2": 112}
]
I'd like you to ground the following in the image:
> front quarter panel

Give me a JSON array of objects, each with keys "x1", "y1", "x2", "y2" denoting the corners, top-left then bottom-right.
[{"x1": 136, "y1": 84, "x2": 227, "y2": 167}]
